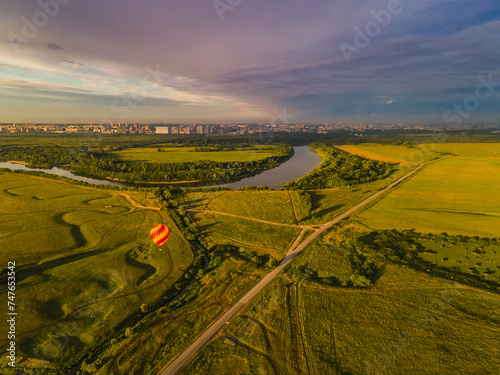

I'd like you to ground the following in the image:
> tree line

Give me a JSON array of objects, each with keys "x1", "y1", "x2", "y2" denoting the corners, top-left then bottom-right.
[
  {"x1": 285, "y1": 143, "x2": 394, "y2": 189},
  {"x1": 0, "y1": 144, "x2": 294, "y2": 184}
]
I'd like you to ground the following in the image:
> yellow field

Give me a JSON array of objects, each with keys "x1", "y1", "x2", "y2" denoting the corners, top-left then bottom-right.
[
  {"x1": 337, "y1": 142, "x2": 500, "y2": 167},
  {"x1": 336, "y1": 144, "x2": 415, "y2": 166},
  {"x1": 357, "y1": 155, "x2": 500, "y2": 237},
  {"x1": 426, "y1": 142, "x2": 500, "y2": 158}
]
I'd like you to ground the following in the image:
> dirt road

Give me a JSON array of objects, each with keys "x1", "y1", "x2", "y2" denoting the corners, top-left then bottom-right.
[{"x1": 157, "y1": 160, "x2": 437, "y2": 374}]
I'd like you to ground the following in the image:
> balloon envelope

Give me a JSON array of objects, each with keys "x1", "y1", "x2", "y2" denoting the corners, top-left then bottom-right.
[{"x1": 150, "y1": 224, "x2": 170, "y2": 248}]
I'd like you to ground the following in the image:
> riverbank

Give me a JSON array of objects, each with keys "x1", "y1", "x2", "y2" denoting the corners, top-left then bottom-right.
[{"x1": 0, "y1": 146, "x2": 322, "y2": 190}]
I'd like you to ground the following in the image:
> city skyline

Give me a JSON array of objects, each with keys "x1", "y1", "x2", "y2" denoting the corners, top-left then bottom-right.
[{"x1": 1, "y1": 1, "x2": 500, "y2": 124}]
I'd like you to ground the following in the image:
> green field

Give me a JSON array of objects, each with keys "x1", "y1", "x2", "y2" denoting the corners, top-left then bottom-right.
[
  {"x1": 357, "y1": 156, "x2": 500, "y2": 237},
  {"x1": 4, "y1": 139, "x2": 500, "y2": 374},
  {"x1": 84, "y1": 251, "x2": 270, "y2": 374},
  {"x1": 0, "y1": 172, "x2": 193, "y2": 370},
  {"x1": 180, "y1": 226, "x2": 500, "y2": 375},
  {"x1": 418, "y1": 236, "x2": 500, "y2": 282},
  {"x1": 176, "y1": 143, "x2": 500, "y2": 375},
  {"x1": 337, "y1": 142, "x2": 500, "y2": 166},
  {"x1": 0, "y1": 172, "x2": 305, "y2": 374},
  {"x1": 180, "y1": 165, "x2": 414, "y2": 228},
  {"x1": 182, "y1": 190, "x2": 299, "y2": 225},
  {"x1": 426, "y1": 142, "x2": 500, "y2": 157},
  {"x1": 336, "y1": 144, "x2": 439, "y2": 167},
  {"x1": 190, "y1": 211, "x2": 301, "y2": 260},
  {"x1": 112, "y1": 146, "x2": 277, "y2": 163}
]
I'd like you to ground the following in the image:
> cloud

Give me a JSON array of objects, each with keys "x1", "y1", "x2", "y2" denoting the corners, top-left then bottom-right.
[
  {"x1": 0, "y1": 0, "x2": 499, "y2": 123},
  {"x1": 0, "y1": 78, "x2": 93, "y2": 93},
  {"x1": 47, "y1": 43, "x2": 63, "y2": 51}
]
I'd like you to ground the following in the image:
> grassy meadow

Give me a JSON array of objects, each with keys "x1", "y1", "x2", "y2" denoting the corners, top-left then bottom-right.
[
  {"x1": 0, "y1": 172, "x2": 304, "y2": 374},
  {"x1": 111, "y1": 146, "x2": 277, "y2": 163},
  {"x1": 180, "y1": 163, "x2": 415, "y2": 228},
  {"x1": 0, "y1": 172, "x2": 193, "y2": 371},
  {"x1": 179, "y1": 226, "x2": 500, "y2": 375},
  {"x1": 335, "y1": 144, "x2": 438, "y2": 167},
  {"x1": 190, "y1": 211, "x2": 301, "y2": 260},
  {"x1": 418, "y1": 236, "x2": 500, "y2": 282},
  {"x1": 182, "y1": 190, "x2": 298, "y2": 225},
  {"x1": 178, "y1": 143, "x2": 500, "y2": 375},
  {"x1": 87, "y1": 253, "x2": 271, "y2": 375},
  {"x1": 356, "y1": 155, "x2": 500, "y2": 237},
  {"x1": 425, "y1": 142, "x2": 500, "y2": 157},
  {"x1": 3, "y1": 140, "x2": 500, "y2": 374}
]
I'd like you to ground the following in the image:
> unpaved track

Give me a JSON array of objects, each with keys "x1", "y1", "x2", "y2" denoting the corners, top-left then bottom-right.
[
  {"x1": 117, "y1": 193, "x2": 161, "y2": 211},
  {"x1": 186, "y1": 209, "x2": 311, "y2": 229},
  {"x1": 158, "y1": 159, "x2": 442, "y2": 375}
]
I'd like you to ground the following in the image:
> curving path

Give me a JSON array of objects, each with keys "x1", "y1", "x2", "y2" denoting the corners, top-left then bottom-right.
[
  {"x1": 185, "y1": 209, "x2": 312, "y2": 229},
  {"x1": 117, "y1": 193, "x2": 161, "y2": 211}
]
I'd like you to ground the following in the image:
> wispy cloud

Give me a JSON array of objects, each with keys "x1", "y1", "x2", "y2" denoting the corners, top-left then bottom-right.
[{"x1": 0, "y1": 0, "x2": 499, "y2": 123}]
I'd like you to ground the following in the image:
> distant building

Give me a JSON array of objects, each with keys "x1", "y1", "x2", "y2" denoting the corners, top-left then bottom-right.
[
  {"x1": 66, "y1": 126, "x2": 82, "y2": 133},
  {"x1": 156, "y1": 126, "x2": 170, "y2": 134}
]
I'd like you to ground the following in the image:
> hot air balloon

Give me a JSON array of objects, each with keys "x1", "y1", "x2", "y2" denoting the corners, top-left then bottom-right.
[{"x1": 150, "y1": 224, "x2": 170, "y2": 249}]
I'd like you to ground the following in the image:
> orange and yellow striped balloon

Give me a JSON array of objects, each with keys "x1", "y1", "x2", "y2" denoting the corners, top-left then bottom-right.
[{"x1": 150, "y1": 224, "x2": 170, "y2": 248}]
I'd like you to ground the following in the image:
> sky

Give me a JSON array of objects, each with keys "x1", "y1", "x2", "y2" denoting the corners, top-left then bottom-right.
[{"x1": 0, "y1": 0, "x2": 499, "y2": 125}]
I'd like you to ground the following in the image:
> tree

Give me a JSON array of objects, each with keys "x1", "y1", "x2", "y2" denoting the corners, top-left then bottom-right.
[
  {"x1": 266, "y1": 257, "x2": 280, "y2": 268},
  {"x1": 349, "y1": 274, "x2": 371, "y2": 288},
  {"x1": 251, "y1": 256, "x2": 263, "y2": 265}
]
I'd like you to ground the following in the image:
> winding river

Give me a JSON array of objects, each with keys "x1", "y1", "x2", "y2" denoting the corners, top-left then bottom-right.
[
  {"x1": 0, "y1": 146, "x2": 321, "y2": 190},
  {"x1": 0, "y1": 162, "x2": 128, "y2": 187},
  {"x1": 215, "y1": 146, "x2": 322, "y2": 190}
]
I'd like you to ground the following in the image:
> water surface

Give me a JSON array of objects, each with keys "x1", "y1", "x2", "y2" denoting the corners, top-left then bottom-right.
[
  {"x1": 215, "y1": 145, "x2": 322, "y2": 190},
  {"x1": 0, "y1": 162, "x2": 127, "y2": 187},
  {"x1": 0, "y1": 146, "x2": 321, "y2": 190}
]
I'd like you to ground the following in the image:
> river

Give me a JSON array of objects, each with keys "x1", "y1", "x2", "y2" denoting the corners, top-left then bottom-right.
[
  {"x1": 0, "y1": 162, "x2": 128, "y2": 187},
  {"x1": 214, "y1": 146, "x2": 322, "y2": 190},
  {"x1": 0, "y1": 146, "x2": 321, "y2": 190}
]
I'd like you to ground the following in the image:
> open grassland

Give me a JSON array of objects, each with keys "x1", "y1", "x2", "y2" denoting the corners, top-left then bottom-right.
[
  {"x1": 426, "y1": 142, "x2": 500, "y2": 158},
  {"x1": 295, "y1": 166, "x2": 416, "y2": 226},
  {"x1": 180, "y1": 228, "x2": 500, "y2": 375},
  {"x1": 182, "y1": 190, "x2": 298, "y2": 225},
  {"x1": 84, "y1": 255, "x2": 269, "y2": 375},
  {"x1": 190, "y1": 211, "x2": 301, "y2": 259},
  {"x1": 417, "y1": 236, "x2": 500, "y2": 282},
  {"x1": 157, "y1": 143, "x2": 500, "y2": 374},
  {"x1": 335, "y1": 144, "x2": 438, "y2": 167},
  {"x1": 0, "y1": 172, "x2": 193, "y2": 370},
  {"x1": 357, "y1": 156, "x2": 500, "y2": 237},
  {"x1": 337, "y1": 142, "x2": 500, "y2": 167},
  {"x1": 112, "y1": 146, "x2": 277, "y2": 163},
  {"x1": 180, "y1": 164, "x2": 414, "y2": 228}
]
